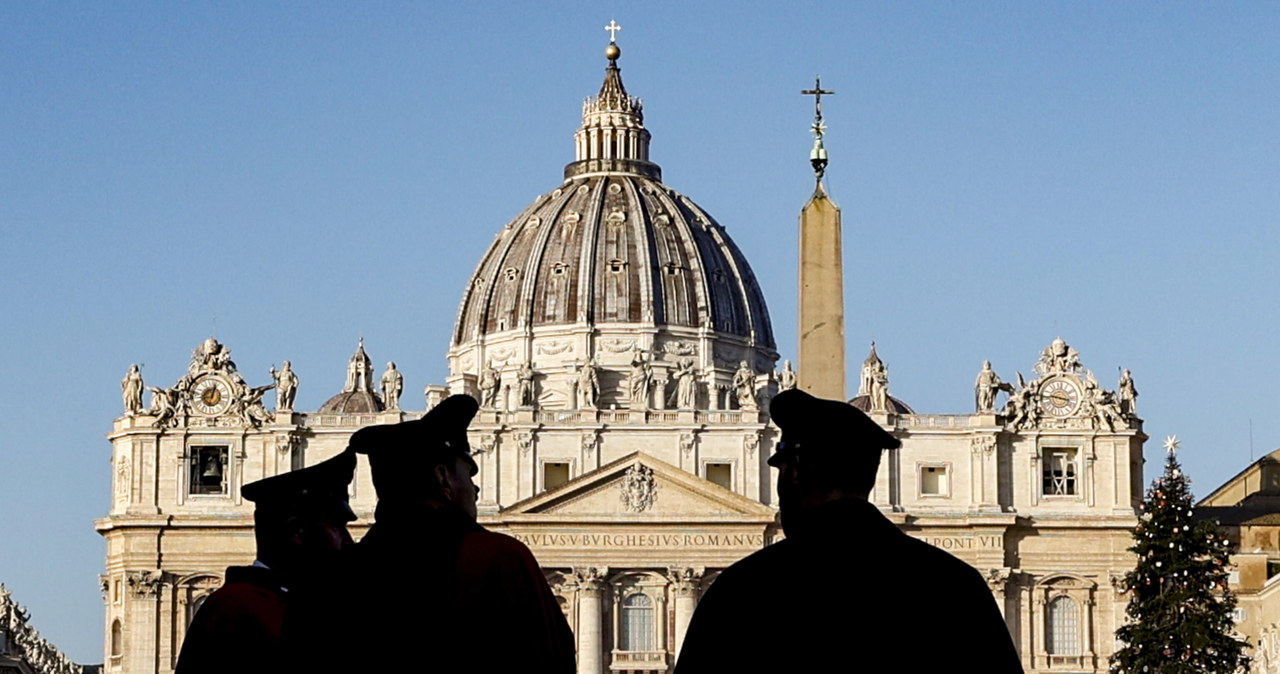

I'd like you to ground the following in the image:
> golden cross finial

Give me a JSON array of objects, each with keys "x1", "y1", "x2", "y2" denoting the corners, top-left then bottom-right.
[{"x1": 605, "y1": 20, "x2": 622, "y2": 43}]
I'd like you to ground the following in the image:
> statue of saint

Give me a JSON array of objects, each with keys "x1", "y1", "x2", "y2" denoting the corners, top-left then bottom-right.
[
  {"x1": 778, "y1": 360, "x2": 797, "y2": 392},
  {"x1": 270, "y1": 361, "x2": 298, "y2": 411},
  {"x1": 577, "y1": 360, "x2": 599, "y2": 409},
  {"x1": 733, "y1": 361, "x2": 757, "y2": 410},
  {"x1": 629, "y1": 350, "x2": 652, "y2": 409},
  {"x1": 869, "y1": 369, "x2": 889, "y2": 412},
  {"x1": 517, "y1": 362, "x2": 537, "y2": 408},
  {"x1": 674, "y1": 358, "x2": 698, "y2": 409},
  {"x1": 121, "y1": 364, "x2": 145, "y2": 416},
  {"x1": 381, "y1": 362, "x2": 404, "y2": 411},
  {"x1": 973, "y1": 360, "x2": 1003, "y2": 413},
  {"x1": 1004, "y1": 375, "x2": 1037, "y2": 430},
  {"x1": 239, "y1": 384, "x2": 275, "y2": 428},
  {"x1": 1118, "y1": 369, "x2": 1138, "y2": 417},
  {"x1": 147, "y1": 386, "x2": 182, "y2": 428},
  {"x1": 478, "y1": 361, "x2": 501, "y2": 409}
]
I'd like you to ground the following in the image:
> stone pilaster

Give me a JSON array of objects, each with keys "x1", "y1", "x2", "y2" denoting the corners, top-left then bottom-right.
[{"x1": 573, "y1": 567, "x2": 606, "y2": 674}]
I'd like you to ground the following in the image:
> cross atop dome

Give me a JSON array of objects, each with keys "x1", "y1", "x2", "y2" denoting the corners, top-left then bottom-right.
[{"x1": 566, "y1": 34, "x2": 660, "y2": 180}]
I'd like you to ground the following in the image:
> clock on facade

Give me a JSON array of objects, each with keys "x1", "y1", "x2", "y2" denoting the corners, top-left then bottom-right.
[
  {"x1": 191, "y1": 376, "x2": 232, "y2": 416},
  {"x1": 1037, "y1": 377, "x2": 1081, "y2": 417}
]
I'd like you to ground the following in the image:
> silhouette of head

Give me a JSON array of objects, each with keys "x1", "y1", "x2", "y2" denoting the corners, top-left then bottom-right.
[
  {"x1": 768, "y1": 389, "x2": 901, "y2": 532},
  {"x1": 242, "y1": 449, "x2": 357, "y2": 574},
  {"x1": 349, "y1": 394, "x2": 481, "y2": 518}
]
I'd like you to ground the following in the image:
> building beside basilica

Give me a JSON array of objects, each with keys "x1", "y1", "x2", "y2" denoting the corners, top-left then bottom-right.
[{"x1": 98, "y1": 39, "x2": 1149, "y2": 674}]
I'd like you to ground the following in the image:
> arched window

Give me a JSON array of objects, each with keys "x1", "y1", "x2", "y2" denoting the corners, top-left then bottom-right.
[
  {"x1": 110, "y1": 619, "x2": 123, "y2": 657},
  {"x1": 619, "y1": 593, "x2": 653, "y2": 652},
  {"x1": 1046, "y1": 595, "x2": 1080, "y2": 656},
  {"x1": 189, "y1": 594, "x2": 209, "y2": 626}
]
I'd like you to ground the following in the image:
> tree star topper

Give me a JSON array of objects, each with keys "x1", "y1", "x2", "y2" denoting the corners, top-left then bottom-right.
[
  {"x1": 605, "y1": 20, "x2": 621, "y2": 43},
  {"x1": 1163, "y1": 435, "x2": 1180, "y2": 454}
]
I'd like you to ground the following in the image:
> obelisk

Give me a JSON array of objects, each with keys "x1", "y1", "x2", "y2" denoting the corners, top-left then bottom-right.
[{"x1": 797, "y1": 77, "x2": 846, "y2": 400}]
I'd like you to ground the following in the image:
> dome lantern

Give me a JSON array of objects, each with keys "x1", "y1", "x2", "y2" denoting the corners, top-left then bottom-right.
[{"x1": 566, "y1": 35, "x2": 660, "y2": 181}]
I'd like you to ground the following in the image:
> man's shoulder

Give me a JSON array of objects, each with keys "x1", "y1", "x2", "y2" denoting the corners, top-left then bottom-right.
[
  {"x1": 458, "y1": 530, "x2": 540, "y2": 568},
  {"x1": 894, "y1": 533, "x2": 989, "y2": 581},
  {"x1": 714, "y1": 539, "x2": 796, "y2": 581},
  {"x1": 198, "y1": 573, "x2": 287, "y2": 615}
]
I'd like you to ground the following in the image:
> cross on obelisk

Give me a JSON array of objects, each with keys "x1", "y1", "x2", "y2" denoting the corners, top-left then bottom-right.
[
  {"x1": 605, "y1": 20, "x2": 621, "y2": 43},
  {"x1": 802, "y1": 76, "x2": 835, "y2": 181},
  {"x1": 802, "y1": 76, "x2": 835, "y2": 127}
]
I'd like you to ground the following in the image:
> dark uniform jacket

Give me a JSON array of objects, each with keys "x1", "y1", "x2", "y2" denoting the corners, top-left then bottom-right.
[
  {"x1": 675, "y1": 498, "x2": 1024, "y2": 673},
  {"x1": 175, "y1": 565, "x2": 288, "y2": 674},
  {"x1": 346, "y1": 502, "x2": 575, "y2": 674}
]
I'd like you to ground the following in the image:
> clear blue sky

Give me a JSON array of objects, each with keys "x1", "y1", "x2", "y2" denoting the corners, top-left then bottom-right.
[{"x1": 2, "y1": 2, "x2": 1277, "y2": 662}]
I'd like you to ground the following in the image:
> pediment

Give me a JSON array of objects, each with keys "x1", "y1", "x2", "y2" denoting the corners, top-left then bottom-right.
[{"x1": 500, "y1": 452, "x2": 776, "y2": 522}]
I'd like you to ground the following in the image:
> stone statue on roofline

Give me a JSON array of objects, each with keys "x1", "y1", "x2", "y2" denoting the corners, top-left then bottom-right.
[
  {"x1": 381, "y1": 362, "x2": 404, "y2": 411},
  {"x1": 778, "y1": 360, "x2": 797, "y2": 392},
  {"x1": 122, "y1": 364, "x2": 145, "y2": 416},
  {"x1": 1118, "y1": 369, "x2": 1138, "y2": 417},
  {"x1": 270, "y1": 361, "x2": 298, "y2": 412}
]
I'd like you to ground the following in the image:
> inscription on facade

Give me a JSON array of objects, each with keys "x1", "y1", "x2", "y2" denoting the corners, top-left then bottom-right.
[
  {"x1": 911, "y1": 534, "x2": 1003, "y2": 550},
  {"x1": 513, "y1": 532, "x2": 766, "y2": 548}
]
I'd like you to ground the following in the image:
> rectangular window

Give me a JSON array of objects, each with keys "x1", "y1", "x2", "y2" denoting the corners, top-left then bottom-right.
[
  {"x1": 543, "y1": 462, "x2": 570, "y2": 491},
  {"x1": 705, "y1": 463, "x2": 732, "y2": 490},
  {"x1": 920, "y1": 464, "x2": 949, "y2": 497},
  {"x1": 1043, "y1": 449, "x2": 1078, "y2": 496},
  {"x1": 189, "y1": 446, "x2": 229, "y2": 495}
]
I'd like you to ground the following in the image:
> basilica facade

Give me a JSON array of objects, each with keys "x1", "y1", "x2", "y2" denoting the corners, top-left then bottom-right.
[{"x1": 98, "y1": 40, "x2": 1147, "y2": 674}]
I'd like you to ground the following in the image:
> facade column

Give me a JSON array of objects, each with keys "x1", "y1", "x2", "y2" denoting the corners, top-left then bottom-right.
[
  {"x1": 654, "y1": 593, "x2": 667, "y2": 653},
  {"x1": 574, "y1": 568, "x2": 605, "y2": 674},
  {"x1": 668, "y1": 568, "x2": 702, "y2": 662}
]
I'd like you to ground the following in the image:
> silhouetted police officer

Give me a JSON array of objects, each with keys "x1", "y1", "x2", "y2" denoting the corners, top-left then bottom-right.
[
  {"x1": 175, "y1": 449, "x2": 356, "y2": 674},
  {"x1": 346, "y1": 394, "x2": 574, "y2": 674},
  {"x1": 675, "y1": 389, "x2": 1023, "y2": 673}
]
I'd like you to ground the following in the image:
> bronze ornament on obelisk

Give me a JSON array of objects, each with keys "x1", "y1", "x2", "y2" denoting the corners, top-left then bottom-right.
[{"x1": 797, "y1": 77, "x2": 846, "y2": 400}]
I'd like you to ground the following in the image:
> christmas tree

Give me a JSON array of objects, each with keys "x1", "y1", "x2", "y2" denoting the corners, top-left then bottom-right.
[{"x1": 1111, "y1": 436, "x2": 1250, "y2": 673}]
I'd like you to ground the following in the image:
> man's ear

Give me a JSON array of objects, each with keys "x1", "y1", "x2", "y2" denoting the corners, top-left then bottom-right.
[
  {"x1": 432, "y1": 463, "x2": 453, "y2": 495},
  {"x1": 284, "y1": 515, "x2": 307, "y2": 546}
]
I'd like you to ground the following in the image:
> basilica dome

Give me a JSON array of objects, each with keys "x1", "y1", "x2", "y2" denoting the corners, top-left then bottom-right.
[{"x1": 448, "y1": 44, "x2": 775, "y2": 410}]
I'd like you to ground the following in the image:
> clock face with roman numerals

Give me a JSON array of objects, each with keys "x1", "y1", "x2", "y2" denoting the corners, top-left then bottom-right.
[
  {"x1": 192, "y1": 376, "x2": 232, "y2": 415},
  {"x1": 1038, "y1": 377, "x2": 1081, "y2": 418}
]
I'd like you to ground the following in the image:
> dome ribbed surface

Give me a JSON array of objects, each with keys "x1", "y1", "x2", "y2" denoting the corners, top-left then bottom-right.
[
  {"x1": 318, "y1": 391, "x2": 384, "y2": 414},
  {"x1": 452, "y1": 174, "x2": 774, "y2": 347}
]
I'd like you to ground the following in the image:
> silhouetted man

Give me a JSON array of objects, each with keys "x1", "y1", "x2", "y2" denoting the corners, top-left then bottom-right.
[
  {"x1": 175, "y1": 450, "x2": 356, "y2": 674},
  {"x1": 347, "y1": 394, "x2": 574, "y2": 673},
  {"x1": 675, "y1": 389, "x2": 1023, "y2": 673}
]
